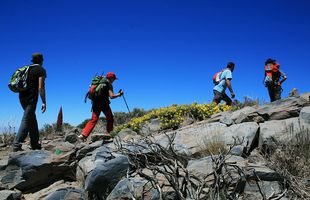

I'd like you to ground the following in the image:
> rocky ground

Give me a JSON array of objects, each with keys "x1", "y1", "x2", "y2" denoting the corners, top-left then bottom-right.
[{"x1": 0, "y1": 92, "x2": 309, "y2": 200}]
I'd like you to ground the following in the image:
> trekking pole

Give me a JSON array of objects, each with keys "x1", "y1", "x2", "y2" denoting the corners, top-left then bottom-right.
[{"x1": 119, "y1": 89, "x2": 130, "y2": 113}]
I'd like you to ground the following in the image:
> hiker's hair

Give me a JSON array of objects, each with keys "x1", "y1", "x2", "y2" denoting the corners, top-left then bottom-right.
[
  {"x1": 265, "y1": 58, "x2": 276, "y2": 65},
  {"x1": 227, "y1": 62, "x2": 235, "y2": 69},
  {"x1": 31, "y1": 53, "x2": 44, "y2": 64}
]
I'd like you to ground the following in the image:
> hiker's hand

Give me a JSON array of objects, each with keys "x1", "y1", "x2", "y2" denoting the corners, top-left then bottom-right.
[
  {"x1": 119, "y1": 89, "x2": 124, "y2": 96},
  {"x1": 277, "y1": 82, "x2": 281, "y2": 86},
  {"x1": 41, "y1": 103, "x2": 46, "y2": 113},
  {"x1": 231, "y1": 92, "x2": 235, "y2": 99}
]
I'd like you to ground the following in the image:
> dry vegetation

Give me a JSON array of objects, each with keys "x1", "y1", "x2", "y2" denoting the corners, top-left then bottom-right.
[{"x1": 264, "y1": 128, "x2": 310, "y2": 199}]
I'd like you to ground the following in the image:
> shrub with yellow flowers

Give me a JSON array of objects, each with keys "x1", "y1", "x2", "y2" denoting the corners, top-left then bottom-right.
[{"x1": 115, "y1": 103, "x2": 232, "y2": 133}]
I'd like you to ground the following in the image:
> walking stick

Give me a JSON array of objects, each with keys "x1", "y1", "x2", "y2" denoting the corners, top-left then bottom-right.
[{"x1": 119, "y1": 89, "x2": 130, "y2": 113}]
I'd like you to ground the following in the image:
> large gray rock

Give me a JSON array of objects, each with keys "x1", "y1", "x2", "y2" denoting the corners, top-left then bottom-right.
[
  {"x1": 139, "y1": 118, "x2": 161, "y2": 136},
  {"x1": 0, "y1": 150, "x2": 75, "y2": 193},
  {"x1": 155, "y1": 122, "x2": 227, "y2": 157},
  {"x1": 106, "y1": 178, "x2": 159, "y2": 200},
  {"x1": 0, "y1": 190, "x2": 21, "y2": 200},
  {"x1": 23, "y1": 180, "x2": 82, "y2": 200},
  {"x1": 259, "y1": 118, "x2": 302, "y2": 150},
  {"x1": 117, "y1": 128, "x2": 140, "y2": 141},
  {"x1": 224, "y1": 122, "x2": 259, "y2": 153},
  {"x1": 44, "y1": 188, "x2": 87, "y2": 200},
  {"x1": 155, "y1": 121, "x2": 259, "y2": 157},
  {"x1": 299, "y1": 106, "x2": 310, "y2": 131},
  {"x1": 77, "y1": 146, "x2": 130, "y2": 198},
  {"x1": 230, "y1": 106, "x2": 258, "y2": 124},
  {"x1": 256, "y1": 96, "x2": 309, "y2": 120}
]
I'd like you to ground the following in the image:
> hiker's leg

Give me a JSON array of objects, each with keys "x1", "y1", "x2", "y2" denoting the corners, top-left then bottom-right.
[
  {"x1": 27, "y1": 104, "x2": 41, "y2": 149},
  {"x1": 103, "y1": 106, "x2": 114, "y2": 133},
  {"x1": 267, "y1": 85, "x2": 275, "y2": 102},
  {"x1": 13, "y1": 101, "x2": 33, "y2": 151},
  {"x1": 212, "y1": 90, "x2": 222, "y2": 104},
  {"x1": 274, "y1": 85, "x2": 282, "y2": 101},
  {"x1": 222, "y1": 93, "x2": 232, "y2": 106},
  {"x1": 82, "y1": 110, "x2": 100, "y2": 138}
]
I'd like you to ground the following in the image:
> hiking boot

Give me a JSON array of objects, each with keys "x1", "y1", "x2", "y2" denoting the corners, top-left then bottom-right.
[
  {"x1": 102, "y1": 132, "x2": 111, "y2": 140},
  {"x1": 31, "y1": 143, "x2": 42, "y2": 150},
  {"x1": 12, "y1": 147, "x2": 23, "y2": 152},
  {"x1": 78, "y1": 134, "x2": 87, "y2": 142}
]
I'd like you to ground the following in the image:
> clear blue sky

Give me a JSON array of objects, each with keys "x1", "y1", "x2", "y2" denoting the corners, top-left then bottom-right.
[{"x1": 1, "y1": 0, "x2": 309, "y2": 129}]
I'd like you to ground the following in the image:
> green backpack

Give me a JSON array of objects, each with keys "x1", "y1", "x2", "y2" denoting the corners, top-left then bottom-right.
[
  {"x1": 84, "y1": 75, "x2": 109, "y2": 102},
  {"x1": 8, "y1": 64, "x2": 38, "y2": 93}
]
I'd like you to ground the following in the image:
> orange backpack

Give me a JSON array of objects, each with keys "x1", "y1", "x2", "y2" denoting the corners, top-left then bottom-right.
[{"x1": 264, "y1": 63, "x2": 279, "y2": 86}]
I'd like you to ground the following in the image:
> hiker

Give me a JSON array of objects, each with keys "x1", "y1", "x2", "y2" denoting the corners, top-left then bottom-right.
[
  {"x1": 12, "y1": 53, "x2": 47, "y2": 152},
  {"x1": 264, "y1": 58, "x2": 287, "y2": 102},
  {"x1": 79, "y1": 72, "x2": 123, "y2": 140},
  {"x1": 212, "y1": 62, "x2": 235, "y2": 106}
]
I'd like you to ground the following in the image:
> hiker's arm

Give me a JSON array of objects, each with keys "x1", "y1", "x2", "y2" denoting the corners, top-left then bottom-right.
[
  {"x1": 278, "y1": 70, "x2": 287, "y2": 85},
  {"x1": 226, "y1": 79, "x2": 235, "y2": 98},
  {"x1": 38, "y1": 76, "x2": 46, "y2": 113},
  {"x1": 109, "y1": 89, "x2": 123, "y2": 99}
]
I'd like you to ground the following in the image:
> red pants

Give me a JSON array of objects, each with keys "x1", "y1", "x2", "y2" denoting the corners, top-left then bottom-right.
[{"x1": 82, "y1": 106, "x2": 114, "y2": 138}]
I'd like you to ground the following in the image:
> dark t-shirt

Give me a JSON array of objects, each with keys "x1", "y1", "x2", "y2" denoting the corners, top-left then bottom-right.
[
  {"x1": 92, "y1": 80, "x2": 113, "y2": 111},
  {"x1": 19, "y1": 64, "x2": 47, "y2": 105}
]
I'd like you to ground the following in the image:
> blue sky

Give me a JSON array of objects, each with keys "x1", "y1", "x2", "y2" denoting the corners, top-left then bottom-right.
[{"x1": 1, "y1": 0, "x2": 309, "y2": 129}]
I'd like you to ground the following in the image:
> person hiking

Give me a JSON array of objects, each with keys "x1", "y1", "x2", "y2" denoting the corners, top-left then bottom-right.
[
  {"x1": 12, "y1": 53, "x2": 47, "y2": 152},
  {"x1": 79, "y1": 72, "x2": 123, "y2": 140},
  {"x1": 212, "y1": 62, "x2": 235, "y2": 106},
  {"x1": 264, "y1": 58, "x2": 287, "y2": 102}
]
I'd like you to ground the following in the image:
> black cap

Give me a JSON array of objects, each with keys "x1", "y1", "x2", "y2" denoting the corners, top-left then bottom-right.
[{"x1": 31, "y1": 53, "x2": 43, "y2": 64}]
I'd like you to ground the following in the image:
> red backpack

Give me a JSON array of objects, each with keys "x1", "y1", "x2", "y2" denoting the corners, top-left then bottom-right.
[
  {"x1": 213, "y1": 70, "x2": 224, "y2": 85},
  {"x1": 264, "y1": 63, "x2": 280, "y2": 86}
]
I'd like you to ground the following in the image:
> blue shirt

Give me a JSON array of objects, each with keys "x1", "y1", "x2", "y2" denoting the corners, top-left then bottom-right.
[{"x1": 213, "y1": 69, "x2": 232, "y2": 93}]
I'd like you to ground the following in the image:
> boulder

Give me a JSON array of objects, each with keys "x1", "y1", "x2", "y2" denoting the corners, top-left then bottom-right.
[
  {"x1": 77, "y1": 146, "x2": 130, "y2": 198},
  {"x1": 64, "y1": 132, "x2": 79, "y2": 144},
  {"x1": 259, "y1": 118, "x2": 302, "y2": 150},
  {"x1": 224, "y1": 122, "x2": 259, "y2": 153},
  {"x1": 117, "y1": 128, "x2": 140, "y2": 141},
  {"x1": 106, "y1": 178, "x2": 159, "y2": 200},
  {"x1": 299, "y1": 106, "x2": 310, "y2": 131},
  {"x1": 0, "y1": 149, "x2": 75, "y2": 193},
  {"x1": 139, "y1": 118, "x2": 161, "y2": 136},
  {"x1": 155, "y1": 122, "x2": 227, "y2": 157},
  {"x1": 256, "y1": 96, "x2": 309, "y2": 120},
  {"x1": 231, "y1": 106, "x2": 258, "y2": 124},
  {"x1": 23, "y1": 180, "x2": 83, "y2": 200},
  {"x1": 0, "y1": 190, "x2": 21, "y2": 200},
  {"x1": 44, "y1": 188, "x2": 87, "y2": 200}
]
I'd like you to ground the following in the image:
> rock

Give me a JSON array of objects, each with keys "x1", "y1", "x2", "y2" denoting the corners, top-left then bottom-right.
[
  {"x1": 0, "y1": 150, "x2": 75, "y2": 193},
  {"x1": 75, "y1": 141, "x2": 102, "y2": 160},
  {"x1": 242, "y1": 181, "x2": 284, "y2": 200},
  {"x1": 231, "y1": 106, "x2": 257, "y2": 124},
  {"x1": 77, "y1": 146, "x2": 130, "y2": 198},
  {"x1": 64, "y1": 132, "x2": 79, "y2": 144},
  {"x1": 299, "y1": 106, "x2": 310, "y2": 131},
  {"x1": 259, "y1": 118, "x2": 302, "y2": 151},
  {"x1": 219, "y1": 114, "x2": 234, "y2": 126},
  {"x1": 155, "y1": 122, "x2": 227, "y2": 157},
  {"x1": 139, "y1": 118, "x2": 161, "y2": 136},
  {"x1": 256, "y1": 96, "x2": 309, "y2": 120},
  {"x1": 117, "y1": 128, "x2": 140, "y2": 141},
  {"x1": 181, "y1": 116, "x2": 195, "y2": 127},
  {"x1": 289, "y1": 88, "x2": 299, "y2": 97},
  {"x1": 23, "y1": 180, "x2": 82, "y2": 200},
  {"x1": 300, "y1": 92, "x2": 310, "y2": 103},
  {"x1": 224, "y1": 122, "x2": 259, "y2": 154},
  {"x1": 90, "y1": 134, "x2": 113, "y2": 143},
  {"x1": 84, "y1": 155, "x2": 130, "y2": 198},
  {"x1": 207, "y1": 111, "x2": 232, "y2": 123},
  {"x1": 106, "y1": 178, "x2": 159, "y2": 200},
  {"x1": 44, "y1": 188, "x2": 87, "y2": 200},
  {"x1": 0, "y1": 190, "x2": 21, "y2": 200}
]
